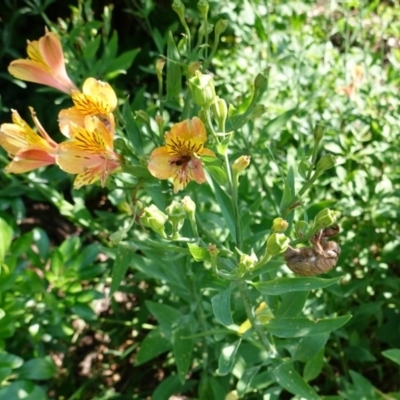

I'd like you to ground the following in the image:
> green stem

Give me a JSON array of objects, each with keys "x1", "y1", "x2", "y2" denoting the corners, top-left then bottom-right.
[{"x1": 236, "y1": 280, "x2": 276, "y2": 354}]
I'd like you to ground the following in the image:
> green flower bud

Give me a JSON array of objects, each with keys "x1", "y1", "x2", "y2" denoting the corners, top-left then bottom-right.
[
  {"x1": 313, "y1": 123, "x2": 326, "y2": 144},
  {"x1": 271, "y1": 217, "x2": 289, "y2": 233},
  {"x1": 141, "y1": 205, "x2": 168, "y2": 237},
  {"x1": 294, "y1": 220, "x2": 309, "y2": 239},
  {"x1": 238, "y1": 249, "x2": 258, "y2": 271},
  {"x1": 232, "y1": 155, "x2": 251, "y2": 175},
  {"x1": 211, "y1": 96, "x2": 228, "y2": 130},
  {"x1": 214, "y1": 19, "x2": 228, "y2": 37},
  {"x1": 155, "y1": 58, "x2": 165, "y2": 81},
  {"x1": 313, "y1": 208, "x2": 340, "y2": 231},
  {"x1": 197, "y1": 0, "x2": 209, "y2": 17},
  {"x1": 166, "y1": 200, "x2": 186, "y2": 238},
  {"x1": 208, "y1": 243, "x2": 219, "y2": 256},
  {"x1": 266, "y1": 233, "x2": 290, "y2": 256},
  {"x1": 189, "y1": 71, "x2": 216, "y2": 108},
  {"x1": 316, "y1": 154, "x2": 337, "y2": 173},
  {"x1": 181, "y1": 196, "x2": 196, "y2": 217},
  {"x1": 187, "y1": 61, "x2": 201, "y2": 78},
  {"x1": 172, "y1": 0, "x2": 185, "y2": 19}
]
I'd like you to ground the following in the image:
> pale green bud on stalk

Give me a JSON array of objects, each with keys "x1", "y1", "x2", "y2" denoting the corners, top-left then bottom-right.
[
  {"x1": 172, "y1": 0, "x2": 186, "y2": 22},
  {"x1": 232, "y1": 155, "x2": 251, "y2": 175},
  {"x1": 197, "y1": 0, "x2": 209, "y2": 18},
  {"x1": 238, "y1": 249, "x2": 258, "y2": 272},
  {"x1": 316, "y1": 154, "x2": 337, "y2": 174},
  {"x1": 188, "y1": 71, "x2": 216, "y2": 108},
  {"x1": 211, "y1": 96, "x2": 228, "y2": 131},
  {"x1": 208, "y1": 243, "x2": 220, "y2": 257},
  {"x1": 266, "y1": 233, "x2": 290, "y2": 256},
  {"x1": 181, "y1": 196, "x2": 196, "y2": 218},
  {"x1": 214, "y1": 19, "x2": 228, "y2": 37},
  {"x1": 271, "y1": 217, "x2": 289, "y2": 233},
  {"x1": 187, "y1": 61, "x2": 201, "y2": 78},
  {"x1": 141, "y1": 205, "x2": 168, "y2": 238},
  {"x1": 155, "y1": 58, "x2": 165, "y2": 82},
  {"x1": 294, "y1": 220, "x2": 309, "y2": 238},
  {"x1": 313, "y1": 123, "x2": 326, "y2": 145},
  {"x1": 313, "y1": 208, "x2": 340, "y2": 232},
  {"x1": 166, "y1": 200, "x2": 186, "y2": 238}
]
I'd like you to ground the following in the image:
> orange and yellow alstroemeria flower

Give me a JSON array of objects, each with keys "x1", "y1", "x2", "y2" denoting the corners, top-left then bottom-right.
[
  {"x1": 8, "y1": 30, "x2": 78, "y2": 94},
  {"x1": 58, "y1": 77, "x2": 117, "y2": 137},
  {"x1": 148, "y1": 117, "x2": 215, "y2": 193},
  {"x1": 0, "y1": 108, "x2": 58, "y2": 173},
  {"x1": 56, "y1": 115, "x2": 120, "y2": 189}
]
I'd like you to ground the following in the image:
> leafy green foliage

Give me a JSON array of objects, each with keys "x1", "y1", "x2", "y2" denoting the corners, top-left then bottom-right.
[{"x1": 0, "y1": 0, "x2": 399, "y2": 398}]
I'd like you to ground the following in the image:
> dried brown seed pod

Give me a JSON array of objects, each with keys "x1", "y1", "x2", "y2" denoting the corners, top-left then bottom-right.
[{"x1": 284, "y1": 225, "x2": 341, "y2": 276}]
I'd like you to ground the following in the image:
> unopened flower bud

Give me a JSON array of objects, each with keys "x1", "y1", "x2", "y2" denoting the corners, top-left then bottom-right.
[
  {"x1": 266, "y1": 233, "x2": 290, "y2": 256},
  {"x1": 141, "y1": 205, "x2": 168, "y2": 237},
  {"x1": 155, "y1": 58, "x2": 165, "y2": 81},
  {"x1": 214, "y1": 19, "x2": 228, "y2": 37},
  {"x1": 313, "y1": 123, "x2": 326, "y2": 144},
  {"x1": 238, "y1": 249, "x2": 258, "y2": 271},
  {"x1": 272, "y1": 217, "x2": 289, "y2": 233},
  {"x1": 187, "y1": 61, "x2": 201, "y2": 77},
  {"x1": 166, "y1": 200, "x2": 186, "y2": 238},
  {"x1": 294, "y1": 220, "x2": 309, "y2": 239},
  {"x1": 172, "y1": 0, "x2": 185, "y2": 19},
  {"x1": 313, "y1": 208, "x2": 340, "y2": 231},
  {"x1": 208, "y1": 243, "x2": 219, "y2": 256},
  {"x1": 232, "y1": 155, "x2": 250, "y2": 175},
  {"x1": 225, "y1": 391, "x2": 239, "y2": 400},
  {"x1": 238, "y1": 302, "x2": 273, "y2": 334},
  {"x1": 197, "y1": 0, "x2": 209, "y2": 17},
  {"x1": 316, "y1": 154, "x2": 337, "y2": 173},
  {"x1": 211, "y1": 96, "x2": 228, "y2": 129},
  {"x1": 188, "y1": 71, "x2": 216, "y2": 108},
  {"x1": 181, "y1": 196, "x2": 196, "y2": 216}
]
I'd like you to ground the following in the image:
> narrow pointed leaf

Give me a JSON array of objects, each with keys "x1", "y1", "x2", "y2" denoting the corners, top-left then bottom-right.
[{"x1": 211, "y1": 285, "x2": 233, "y2": 326}]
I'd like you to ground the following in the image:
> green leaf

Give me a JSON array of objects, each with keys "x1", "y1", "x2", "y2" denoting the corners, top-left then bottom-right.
[
  {"x1": 266, "y1": 315, "x2": 351, "y2": 338},
  {"x1": 0, "y1": 218, "x2": 12, "y2": 263},
  {"x1": 166, "y1": 31, "x2": 182, "y2": 99},
  {"x1": 122, "y1": 100, "x2": 143, "y2": 154},
  {"x1": 279, "y1": 166, "x2": 296, "y2": 215},
  {"x1": 17, "y1": 357, "x2": 56, "y2": 380},
  {"x1": 211, "y1": 285, "x2": 233, "y2": 326},
  {"x1": 294, "y1": 333, "x2": 330, "y2": 362},
  {"x1": 217, "y1": 339, "x2": 242, "y2": 375},
  {"x1": 152, "y1": 376, "x2": 185, "y2": 400},
  {"x1": 273, "y1": 361, "x2": 320, "y2": 400},
  {"x1": 105, "y1": 48, "x2": 140, "y2": 75},
  {"x1": 135, "y1": 328, "x2": 171, "y2": 365},
  {"x1": 303, "y1": 350, "x2": 324, "y2": 382},
  {"x1": 264, "y1": 107, "x2": 298, "y2": 137},
  {"x1": 0, "y1": 380, "x2": 47, "y2": 400},
  {"x1": 71, "y1": 304, "x2": 97, "y2": 321},
  {"x1": 145, "y1": 301, "x2": 182, "y2": 331},
  {"x1": 172, "y1": 324, "x2": 194, "y2": 384},
  {"x1": 253, "y1": 276, "x2": 341, "y2": 295},
  {"x1": 236, "y1": 365, "x2": 261, "y2": 397},
  {"x1": 206, "y1": 174, "x2": 236, "y2": 240},
  {"x1": 202, "y1": 156, "x2": 228, "y2": 186},
  {"x1": 276, "y1": 291, "x2": 309, "y2": 318},
  {"x1": 110, "y1": 244, "x2": 132, "y2": 296},
  {"x1": 187, "y1": 243, "x2": 210, "y2": 261},
  {"x1": 382, "y1": 348, "x2": 400, "y2": 366},
  {"x1": 0, "y1": 353, "x2": 23, "y2": 369}
]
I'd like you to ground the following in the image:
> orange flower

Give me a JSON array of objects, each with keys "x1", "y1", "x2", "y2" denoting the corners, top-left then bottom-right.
[
  {"x1": 0, "y1": 108, "x2": 58, "y2": 173},
  {"x1": 148, "y1": 117, "x2": 215, "y2": 193},
  {"x1": 58, "y1": 77, "x2": 117, "y2": 137},
  {"x1": 8, "y1": 30, "x2": 77, "y2": 94},
  {"x1": 56, "y1": 116, "x2": 120, "y2": 189}
]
